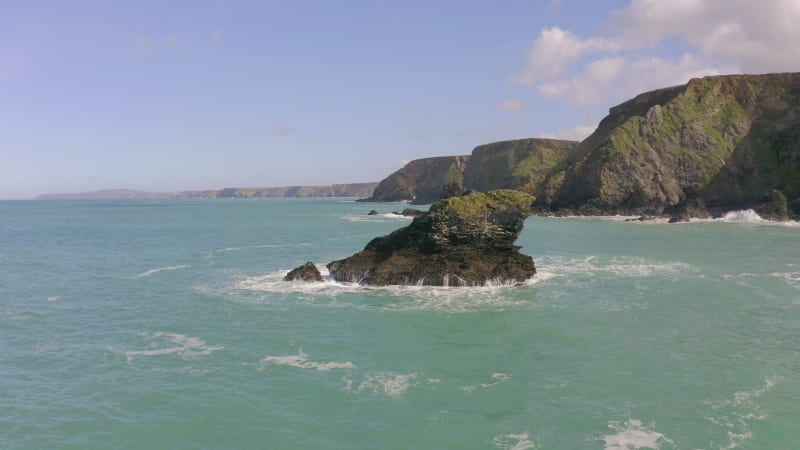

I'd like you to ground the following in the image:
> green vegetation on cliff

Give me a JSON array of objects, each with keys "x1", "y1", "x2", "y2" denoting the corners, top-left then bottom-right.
[{"x1": 538, "y1": 72, "x2": 800, "y2": 217}]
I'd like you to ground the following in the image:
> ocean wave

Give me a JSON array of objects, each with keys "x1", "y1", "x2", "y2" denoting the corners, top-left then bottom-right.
[
  {"x1": 463, "y1": 372, "x2": 513, "y2": 394},
  {"x1": 47, "y1": 296, "x2": 61, "y2": 302},
  {"x1": 492, "y1": 432, "x2": 537, "y2": 450},
  {"x1": 134, "y1": 265, "x2": 188, "y2": 278},
  {"x1": 258, "y1": 350, "x2": 355, "y2": 371},
  {"x1": 602, "y1": 419, "x2": 672, "y2": 450},
  {"x1": 124, "y1": 332, "x2": 223, "y2": 361},
  {"x1": 535, "y1": 255, "x2": 696, "y2": 282},
  {"x1": 341, "y1": 213, "x2": 412, "y2": 222},
  {"x1": 702, "y1": 376, "x2": 780, "y2": 449},
  {"x1": 215, "y1": 243, "x2": 310, "y2": 253},
  {"x1": 343, "y1": 372, "x2": 418, "y2": 398},
  {"x1": 690, "y1": 209, "x2": 800, "y2": 227},
  {"x1": 235, "y1": 267, "x2": 537, "y2": 312}
]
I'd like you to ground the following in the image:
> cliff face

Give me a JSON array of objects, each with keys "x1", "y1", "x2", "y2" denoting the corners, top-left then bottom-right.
[
  {"x1": 360, "y1": 156, "x2": 470, "y2": 204},
  {"x1": 463, "y1": 138, "x2": 578, "y2": 193},
  {"x1": 537, "y1": 73, "x2": 800, "y2": 216},
  {"x1": 362, "y1": 139, "x2": 576, "y2": 204}
]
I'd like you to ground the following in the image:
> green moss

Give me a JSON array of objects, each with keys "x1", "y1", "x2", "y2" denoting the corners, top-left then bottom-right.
[{"x1": 432, "y1": 190, "x2": 535, "y2": 218}]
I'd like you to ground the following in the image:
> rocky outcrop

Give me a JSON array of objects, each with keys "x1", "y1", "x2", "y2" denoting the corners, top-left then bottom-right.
[
  {"x1": 396, "y1": 208, "x2": 423, "y2": 217},
  {"x1": 665, "y1": 195, "x2": 710, "y2": 223},
  {"x1": 463, "y1": 138, "x2": 578, "y2": 193},
  {"x1": 535, "y1": 73, "x2": 800, "y2": 219},
  {"x1": 284, "y1": 262, "x2": 324, "y2": 282},
  {"x1": 327, "y1": 190, "x2": 537, "y2": 286},
  {"x1": 359, "y1": 156, "x2": 469, "y2": 204},
  {"x1": 754, "y1": 189, "x2": 790, "y2": 221}
]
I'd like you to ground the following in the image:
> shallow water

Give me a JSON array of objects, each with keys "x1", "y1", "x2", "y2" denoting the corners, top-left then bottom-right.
[{"x1": 1, "y1": 198, "x2": 799, "y2": 449}]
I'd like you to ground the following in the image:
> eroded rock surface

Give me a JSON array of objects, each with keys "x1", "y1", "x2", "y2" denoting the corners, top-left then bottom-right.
[{"x1": 328, "y1": 190, "x2": 537, "y2": 286}]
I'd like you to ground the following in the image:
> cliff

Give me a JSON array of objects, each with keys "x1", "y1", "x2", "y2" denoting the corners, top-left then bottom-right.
[
  {"x1": 361, "y1": 139, "x2": 576, "y2": 204},
  {"x1": 463, "y1": 138, "x2": 578, "y2": 193},
  {"x1": 536, "y1": 73, "x2": 800, "y2": 218},
  {"x1": 359, "y1": 156, "x2": 470, "y2": 204}
]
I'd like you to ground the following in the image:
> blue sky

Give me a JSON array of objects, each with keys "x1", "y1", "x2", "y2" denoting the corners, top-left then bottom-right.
[{"x1": 2, "y1": 0, "x2": 798, "y2": 198}]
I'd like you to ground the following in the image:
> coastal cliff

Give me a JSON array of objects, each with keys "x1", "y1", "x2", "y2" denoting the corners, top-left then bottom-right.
[
  {"x1": 463, "y1": 138, "x2": 578, "y2": 193},
  {"x1": 361, "y1": 138, "x2": 576, "y2": 204},
  {"x1": 536, "y1": 73, "x2": 800, "y2": 219},
  {"x1": 359, "y1": 156, "x2": 469, "y2": 204}
]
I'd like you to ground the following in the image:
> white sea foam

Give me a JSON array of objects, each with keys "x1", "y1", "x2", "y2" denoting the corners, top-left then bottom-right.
[
  {"x1": 481, "y1": 372, "x2": 512, "y2": 387},
  {"x1": 492, "y1": 432, "x2": 537, "y2": 450},
  {"x1": 134, "y1": 265, "x2": 188, "y2": 278},
  {"x1": 602, "y1": 419, "x2": 672, "y2": 449},
  {"x1": 344, "y1": 373, "x2": 418, "y2": 398},
  {"x1": 536, "y1": 255, "x2": 696, "y2": 282},
  {"x1": 124, "y1": 332, "x2": 223, "y2": 361},
  {"x1": 259, "y1": 349, "x2": 355, "y2": 371},
  {"x1": 235, "y1": 268, "x2": 535, "y2": 312},
  {"x1": 702, "y1": 376, "x2": 780, "y2": 449},
  {"x1": 688, "y1": 209, "x2": 800, "y2": 227},
  {"x1": 47, "y1": 296, "x2": 61, "y2": 302},
  {"x1": 216, "y1": 243, "x2": 310, "y2": 253},
  {"x1": 341, "y1": 213, "x2": 412, "y2": 222}
]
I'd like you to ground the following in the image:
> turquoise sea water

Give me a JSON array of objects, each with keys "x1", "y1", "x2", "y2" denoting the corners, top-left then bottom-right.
[{"x1": 1, "y1": 198, "x2": 799, "y2": 449}]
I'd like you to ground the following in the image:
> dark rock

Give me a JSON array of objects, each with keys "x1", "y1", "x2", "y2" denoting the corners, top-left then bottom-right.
[
  {"x1": 399, "y1": 208, "x2": 423, "y2": 217},
  {"x1": 284, "y1": 262, "x2": 324, "y2": 282},
  {"x1": 665, "y1": 195, "x2": 709, "y2": 223},
  {"x1": 327, "y1": 190, "x2": 537, "y2": 286},
  {"x1": 755, "y1": 189, "x2": 790, "y2": 221},
  {"x1": 367, "y1": 210, "x2": 379, "y2": 215}
]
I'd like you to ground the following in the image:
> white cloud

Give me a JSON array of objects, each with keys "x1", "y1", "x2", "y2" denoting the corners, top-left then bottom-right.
[
  {"x1": 542, "y1": 124, "x2": 597, "y2": 141},
  {"x1": 498, "y1": 99, "x2": 528, "y2": 111},
  {"x1": 538, "y1": 56, "x2": 627, "y2": 106},
  {"x1": 516, "y1": 0, "x2": 800, "y2": 106},
  {"x1": 515, "y1": 27, "x2": 619, "y2": 85}
]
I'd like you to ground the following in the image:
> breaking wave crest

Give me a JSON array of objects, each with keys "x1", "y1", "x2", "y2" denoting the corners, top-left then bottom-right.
[
  {"x1": 233, "y1": 266, "x2": 538, "y2": 312},
  {"x1": 135, "y1": 265, "x2": 188, "y2": 278},
  {"x1": 343, "y1": 372, "x2": 418, "y2": 398},
  {"x1": 492, "y1": 432, "x2": 537, "y2": 450},
  {"x1": 258, "y1": 350, "x2": 355, "y2": 371},
  {"x1": 602, "y1": 419, "x2": 672, "y2": 450}
]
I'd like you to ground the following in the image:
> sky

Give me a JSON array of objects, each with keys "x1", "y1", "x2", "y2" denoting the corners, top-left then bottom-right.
[{"x1": 2, "y1": 0, "x2": 800, "y2": 198}]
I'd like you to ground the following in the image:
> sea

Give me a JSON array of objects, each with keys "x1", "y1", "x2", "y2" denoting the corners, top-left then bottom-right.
[{"x1": 1, "y1": 198, "x2": 799, "y2": 449}]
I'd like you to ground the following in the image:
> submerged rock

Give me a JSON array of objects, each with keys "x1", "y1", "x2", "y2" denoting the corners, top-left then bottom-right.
[
  {"x1": 367, "y1": 210, "x2": 379, "y2": 215},
  {"x1": 327, "y1": 190, "x2": 537, "y2": 286},
  {"x1": 284, "y1": 262, "x2": 324, "y2": 282}
]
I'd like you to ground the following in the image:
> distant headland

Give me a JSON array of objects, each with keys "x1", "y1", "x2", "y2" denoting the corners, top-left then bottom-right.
[{"x1": 35, "y1": 183, "x2": 378, "y2": 200}]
